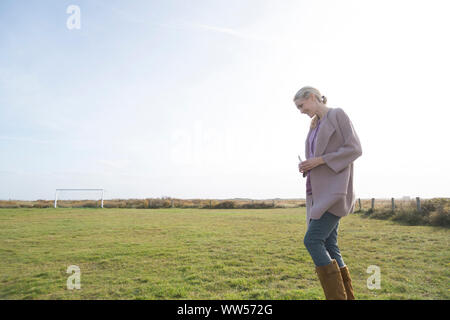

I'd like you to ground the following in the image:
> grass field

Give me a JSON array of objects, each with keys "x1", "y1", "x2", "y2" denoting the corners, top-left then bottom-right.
[{"x1": 0, "y1": 207, "x2": 448, "y2": 300}]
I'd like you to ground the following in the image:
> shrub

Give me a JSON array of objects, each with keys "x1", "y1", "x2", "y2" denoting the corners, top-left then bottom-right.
[
  {"x1": 392, "y1": 209, "x2": 429, "y2": 226},
  {"x1": 421, "y1": 201, "x2": 436, "y2": 213},
  {"x1": 19, "y1": 203, "x2": 34, "y2": 208},
  {"x1": 103, "y1": 202, "x2": 117, "y2": 208},
  {"x1": 213, "y1": 201, "x2": 235, "y2": 209},
  {"x1": 33, "y1": 202, "x2": 51, "y2": 208},
  {"x1": 135, "y1": 202, "x2": 146, "y2": 209},
  {"x1": 81, "y1": 201, "x2": 98, "y2": 208},
  {"x1": 125, "y1": 200, "x2": 146, "y2": 209},
  {"x1": 429, "y1": 210, "x2": 450, "y2": 227},
  {"x1": 126, "y1": 201, "x2": 135, "y2": 208},
  {"x1": 146, "y1": 198, "x2": 172, "y2": 208},
  {"x1": 241, "y1": 202, "x2": 274, "y2": 209}
]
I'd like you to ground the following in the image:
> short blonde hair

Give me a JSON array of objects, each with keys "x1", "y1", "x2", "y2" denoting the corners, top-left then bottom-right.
[{"x1": 293, "y1": 86, "x2": 327, "y2": 129}]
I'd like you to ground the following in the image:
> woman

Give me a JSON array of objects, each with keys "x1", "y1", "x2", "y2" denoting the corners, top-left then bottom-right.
[{"x1": 293, "y1": 86, "x2": 362, "y2": 300}]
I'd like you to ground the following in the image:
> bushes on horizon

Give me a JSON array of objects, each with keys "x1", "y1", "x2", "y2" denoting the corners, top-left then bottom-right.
[
  {"x1": 213, "y1": 201, "x2": 235, "y2": 209},
  {"x1": 81, "y1": 201, "x2": 98, "y2": 208},
  {"x1": 241, "y1": 202, "x2": 274, "y2": 209},
  {"x1": 359, "y1": 198, "x2": 449, "y2": 228}
]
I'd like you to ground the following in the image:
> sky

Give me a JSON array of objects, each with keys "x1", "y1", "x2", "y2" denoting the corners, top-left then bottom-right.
[{"x1": 1, "y1": 0, "x2": 449, "y2": 200}]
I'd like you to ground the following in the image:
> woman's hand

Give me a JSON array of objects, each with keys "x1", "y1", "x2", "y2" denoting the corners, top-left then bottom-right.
[{"x1": 299, "y1": 157, "x2": 325, "y2": 173}]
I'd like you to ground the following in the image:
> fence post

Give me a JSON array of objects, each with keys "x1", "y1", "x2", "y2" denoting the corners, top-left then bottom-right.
[
  {"x1": 358, "y1": 198, "x2": 361, "y2": 210},
  {"x1": 171, "y1": 199, "x2": 174, "y2": 208},
  {"x1": 391, "y1": 198, "x2": 395, "y2": 211},
  {"x1": 371, "y1": 198, "x2": 375, "y2": 210},
  {"x1": 416, "y1": 197, "x2": 421, "y2": 211}
]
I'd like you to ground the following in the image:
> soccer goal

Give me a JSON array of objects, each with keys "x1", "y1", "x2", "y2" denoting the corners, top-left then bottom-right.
[{"x1": 54, "y1": 189, "x2": 105, "y2": 208}]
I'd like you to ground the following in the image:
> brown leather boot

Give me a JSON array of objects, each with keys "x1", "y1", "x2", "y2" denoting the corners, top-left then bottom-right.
[
  {"x1": 315, "y1": 259, "x2": 347, "y2": 300},
  {"x1": 339, "y1": 265, "x2": 355, "y2": 300}
]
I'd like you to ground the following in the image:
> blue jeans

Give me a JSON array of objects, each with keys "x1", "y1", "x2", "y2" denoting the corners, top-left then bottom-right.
[{"x1": 303, "y1": 211, "x2": 346, "y2": 267}]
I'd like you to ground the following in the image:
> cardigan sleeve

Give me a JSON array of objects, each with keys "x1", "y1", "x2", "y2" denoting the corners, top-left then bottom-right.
[{"x1": 322, "y1": 108, "x2": 362, "y2": 174}]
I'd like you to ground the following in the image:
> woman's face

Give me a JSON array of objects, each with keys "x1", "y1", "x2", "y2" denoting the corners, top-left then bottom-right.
[{"x1": 294, "y1": 94, "x2": 317, "y2": 118}]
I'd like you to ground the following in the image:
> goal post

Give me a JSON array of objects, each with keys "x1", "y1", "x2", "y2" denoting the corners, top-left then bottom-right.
[{"x1": 54, "y1": 188, "x2": 105, "y2": 208}]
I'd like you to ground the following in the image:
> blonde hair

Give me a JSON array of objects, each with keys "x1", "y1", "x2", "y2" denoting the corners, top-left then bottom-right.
[{"x1": 293, "y1": 86, "x2": 327, "y2": 129}]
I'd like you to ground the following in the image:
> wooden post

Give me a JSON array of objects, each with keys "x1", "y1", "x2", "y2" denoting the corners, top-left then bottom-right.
[
  {"x1": 171, "y1": 199, "x2": 174, "y2": 208},
  {"x1": 358, "y1": 198, "x2": 361, "y2": 210},
  {"x1": 371, "y1": 198, "x2": 375, "y2": 210},
  {"x1": 391, "y1": 198, "x2": 395, "y2": 211},
  {"x1": 272, "y1": 200, "x2": 275, "y2": 207},
  {"x1": 416, "y1": 197, "x2": 421, "y2": 211}
]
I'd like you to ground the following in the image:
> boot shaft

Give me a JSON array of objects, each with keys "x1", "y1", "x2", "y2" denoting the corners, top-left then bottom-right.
[
  {"x1": 339, "y1": 265, "x2": 355, "y2": 300},
  {"x1": 315, "y1": 259, "x2": 347, "y2": 300}
]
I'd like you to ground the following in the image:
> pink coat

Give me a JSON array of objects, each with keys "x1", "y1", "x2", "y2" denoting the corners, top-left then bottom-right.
[{"x1": 304, "y1": 107, "x2": 362, "y2": 225}]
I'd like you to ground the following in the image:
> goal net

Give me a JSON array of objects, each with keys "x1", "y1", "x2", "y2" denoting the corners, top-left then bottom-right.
[{"x1": 54, "y1": 189, "x2": 105, "y2": 208}]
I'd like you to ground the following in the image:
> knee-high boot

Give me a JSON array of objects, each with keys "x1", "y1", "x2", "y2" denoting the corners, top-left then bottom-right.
[
  {"x1": 339, "y1": 265, "x2": 355, "y2": 300},
  {"x1": 315, "y1": 259, "x2": 347, "y2": 300}
]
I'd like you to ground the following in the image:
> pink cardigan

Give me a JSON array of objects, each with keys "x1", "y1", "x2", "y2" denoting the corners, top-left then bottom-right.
[{"x1": 304, "y1": 108, "x2": 362, "y2": 225}]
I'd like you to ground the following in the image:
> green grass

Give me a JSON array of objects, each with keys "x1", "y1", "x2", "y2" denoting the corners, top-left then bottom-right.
[{"x1": 0, "y1": 208, "x2": 448, "y2": 300}]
